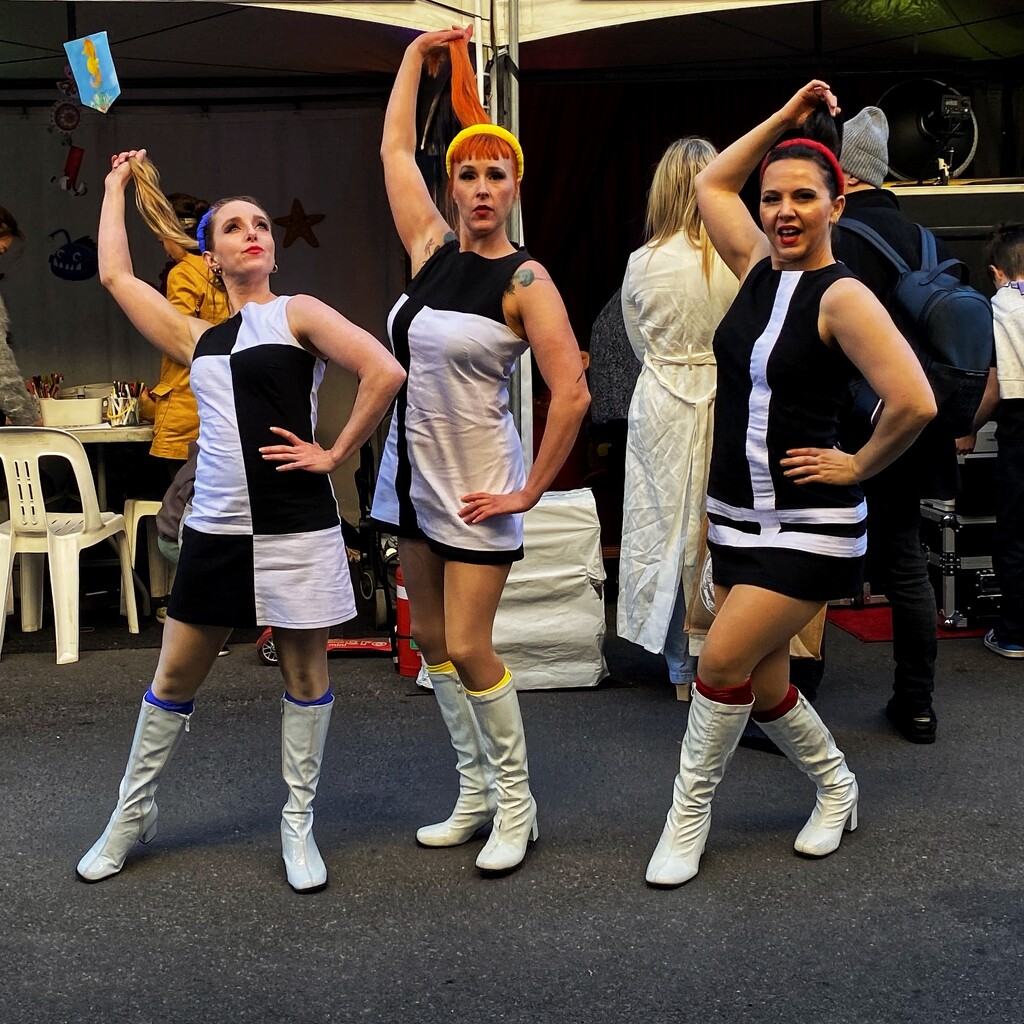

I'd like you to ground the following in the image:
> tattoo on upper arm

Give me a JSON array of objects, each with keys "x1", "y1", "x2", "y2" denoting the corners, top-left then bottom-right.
[
  {"x1": 506, "y1": 267, "x2": 536, "y2": 295},
  {"x1": 423, "y1": 231, "x2": 458, "y2": 262}
]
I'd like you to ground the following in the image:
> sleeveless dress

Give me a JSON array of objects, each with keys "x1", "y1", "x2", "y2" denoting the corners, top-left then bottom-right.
[
  {"x1": 371, "y1": 240, "x2": 531, "y2": 564},
  {"x1": 706, "y1": 258, "x2": 866, "y2": 602},
  {"x1": 167, "y1": 296, "x2": 356, "y2": 629}
]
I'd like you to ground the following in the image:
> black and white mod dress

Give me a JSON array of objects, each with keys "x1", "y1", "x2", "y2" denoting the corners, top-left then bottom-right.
[
  {"x1": 706, "y1": 258, "x2": 867, "y2": 602},
  {"x1": 167, "y1": 296, "x2": 356, "y2": 629},
  {"x1": 371, "y1": 240, "x2": 532, "y2": 564}
]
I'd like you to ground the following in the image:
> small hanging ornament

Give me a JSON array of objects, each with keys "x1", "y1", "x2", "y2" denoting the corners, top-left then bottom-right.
[
  {"x1": 56, "y1": 63, "x2": 79, "y2": 98},
  {"x1": 51, "y1": 144, "x2": 88, "y2": 196},
  {"x1": 50, "y1": 99, "x2": 81, "y2": 136}
]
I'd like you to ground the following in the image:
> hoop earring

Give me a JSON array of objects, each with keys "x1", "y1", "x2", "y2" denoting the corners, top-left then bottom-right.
[{"x1": 272, "y1": 263, "x2": 279, "y2": 274}]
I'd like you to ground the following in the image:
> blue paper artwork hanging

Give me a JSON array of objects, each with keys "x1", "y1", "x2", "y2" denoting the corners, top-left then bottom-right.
[{"x1": 63, "y1": 32, "x2": 120, "y2": 113}]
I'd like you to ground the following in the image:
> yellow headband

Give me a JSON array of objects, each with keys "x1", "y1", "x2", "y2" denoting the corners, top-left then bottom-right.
[{"x1": 445, "y1": 124, "x2": 525, "y2": 181}]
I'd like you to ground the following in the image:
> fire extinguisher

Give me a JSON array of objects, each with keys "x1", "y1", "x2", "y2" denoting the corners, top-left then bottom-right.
[{"x1": 394, "y1": 566, "x2": 420, "y2": 677}]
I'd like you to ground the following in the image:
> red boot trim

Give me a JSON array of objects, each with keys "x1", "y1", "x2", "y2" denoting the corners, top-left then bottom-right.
[
  {"x1": 695, "y1": 676, "x2": 753, "y2": 706},
  {"x1": 752, "y1": 684, "x2": 800, "y2": 723}
]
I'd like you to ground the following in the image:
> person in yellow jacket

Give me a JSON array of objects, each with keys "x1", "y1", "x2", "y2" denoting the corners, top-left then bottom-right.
[{"x1": 146, "y1": 192, "x2": 231, "y2": 477}]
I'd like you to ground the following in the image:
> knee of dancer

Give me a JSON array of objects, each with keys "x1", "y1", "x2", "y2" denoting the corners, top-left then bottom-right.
[
  {"x1": 446, "y1": 642, "x2": 501, "y2": 680},
  {"x1": 696, "y1": 648, "x2": 753, "y2": 691},
  {"x1": 144, "y1": 684, "x2": 195, "y2": 716}
]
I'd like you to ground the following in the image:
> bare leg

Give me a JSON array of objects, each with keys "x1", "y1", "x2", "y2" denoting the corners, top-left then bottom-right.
[
  {"x1": 151, "y1": 617, "x2": 233, "y2": 703},
  {"x1": 396, "y1": 538, "x2": 448, "y2": 665},
  {"x1": 443, "y1": 560, "x2": 511, "y2": 691},
  {"x1": 273, "y1": 626, "x2": 331, "y2": 701},
  {"x1": 698, "y1": 584, "x2": 823, "y2": 705}
]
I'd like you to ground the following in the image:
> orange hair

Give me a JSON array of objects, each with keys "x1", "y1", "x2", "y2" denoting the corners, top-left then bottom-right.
[{"x1": 445, "y1": 36, "x2": 517, "y2": 183}]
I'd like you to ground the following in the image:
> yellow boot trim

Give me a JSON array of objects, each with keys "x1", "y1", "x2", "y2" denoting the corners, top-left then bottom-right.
[
  {"x1": 465, "y1": 668, "x2": 512, "y2": 698},
  {"x1": 426, "y1": 660, "x2": 456, "y2": 675}
]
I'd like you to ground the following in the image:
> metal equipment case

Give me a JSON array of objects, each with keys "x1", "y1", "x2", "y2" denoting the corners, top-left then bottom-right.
[{"x1": 919, "y1": 423, "x2": 1000, "y2": 627}]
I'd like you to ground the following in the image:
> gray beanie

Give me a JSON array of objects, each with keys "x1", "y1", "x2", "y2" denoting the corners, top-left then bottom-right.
[{"x1": 841, "y1": 106, "x2": 889, "y2": 187}]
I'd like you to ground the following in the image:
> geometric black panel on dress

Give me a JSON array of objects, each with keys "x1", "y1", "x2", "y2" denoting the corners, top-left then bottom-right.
[{"x1": 232, "y1": 343, "x2": 336, "y2": 535}]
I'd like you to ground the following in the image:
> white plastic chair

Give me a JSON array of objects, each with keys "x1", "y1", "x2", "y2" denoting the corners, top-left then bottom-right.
[
  {"x1": 119, "y1": 498, "x2": 176, "y2": 617},
  {"x1": 0, "y1": 427, "x2": 140, "y2": 664}
]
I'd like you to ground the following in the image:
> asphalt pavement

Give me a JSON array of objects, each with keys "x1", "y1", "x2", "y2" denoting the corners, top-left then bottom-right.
[{"x1": 0, "y1": 605, "x2": 1021, "y2": 1024}]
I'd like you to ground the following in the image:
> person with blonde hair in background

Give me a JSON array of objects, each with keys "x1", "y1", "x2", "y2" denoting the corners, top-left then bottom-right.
[
  {"x1": 76, "y1": 149, "x2": 405, "y2": 893},
  {"x1": 618, "y1": 137, "x2": 738, "y2": 701},
  {"x1": 372, "y1": 25, "x2": 590, "y2": 874}
]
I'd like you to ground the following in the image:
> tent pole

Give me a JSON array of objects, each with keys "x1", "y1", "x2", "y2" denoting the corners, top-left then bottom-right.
[
  {"x1": 474, "y1": 0, "x2": 485, "y2": 104},
  {"x1": 500, "y1": 0, "x2": 533, "y2": 471}
]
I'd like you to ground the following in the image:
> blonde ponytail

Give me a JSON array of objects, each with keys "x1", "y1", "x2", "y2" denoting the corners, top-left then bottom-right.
[{"x1": 127, "y1": 155, "x2": 199, "y2": 253}]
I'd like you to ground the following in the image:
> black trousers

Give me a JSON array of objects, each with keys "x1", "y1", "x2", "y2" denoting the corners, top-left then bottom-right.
[{"x1": 863, "y1": 477, "x2": 937, "y2": 710}]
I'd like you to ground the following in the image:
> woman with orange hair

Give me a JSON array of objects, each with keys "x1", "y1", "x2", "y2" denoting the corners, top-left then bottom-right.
[{"x1": 372, "y1": 25, "x2": 590, "y2": 874}]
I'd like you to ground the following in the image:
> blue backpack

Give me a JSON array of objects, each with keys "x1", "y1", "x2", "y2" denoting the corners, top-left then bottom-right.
[{"x1": 840, "y1": 219, "x2": 994, "y2": 438}]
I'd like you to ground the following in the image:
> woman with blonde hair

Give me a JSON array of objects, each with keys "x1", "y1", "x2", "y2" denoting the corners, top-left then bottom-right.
[
  {"x1": 645, "y1": 82, "x2": 935, "y2": 888},
  {"x1": 76, "y1": 150, "x2": 405, "y2": 892},
  {"x1": 617, "y1": 137, "x2": 738, "y2": 699},
  {"x1": 372, "y1": 25, "x2": 590, "y2": 874}
]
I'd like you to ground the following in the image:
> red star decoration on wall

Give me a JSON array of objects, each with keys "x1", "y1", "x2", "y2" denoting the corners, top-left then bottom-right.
[{"x1": 273, "y1": 198, "x2": 325, "y2": 248}]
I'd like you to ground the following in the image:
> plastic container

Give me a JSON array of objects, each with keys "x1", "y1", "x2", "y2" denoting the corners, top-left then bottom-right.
[
  {"x1": 39, "y1": 397, "x2": 105, "y2": 428},
  {"x1": 58, "y1": 382, "x2": 112, "y2": 400}
]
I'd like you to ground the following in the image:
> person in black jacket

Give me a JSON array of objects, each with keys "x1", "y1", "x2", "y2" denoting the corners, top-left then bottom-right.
[{"x1": 833, "y1": 106, "x2": 959, "y2": 744}]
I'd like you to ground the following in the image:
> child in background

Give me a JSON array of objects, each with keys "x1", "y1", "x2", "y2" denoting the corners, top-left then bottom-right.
[{"x1": 967, "y1": 223, "x2": 1024, "y2": 658}]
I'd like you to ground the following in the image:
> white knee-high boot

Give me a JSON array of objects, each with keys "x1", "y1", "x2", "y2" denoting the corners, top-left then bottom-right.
[
  {"x1": 77, "y1": 697, "x2": 190, "y2": 882},
  {"x1": 646, "y1": 687, "x2": 753, "y2": 887},
  {"x1": 465, "y1": 673, "x2": 538, "y2": 873},
  {"x1": 280, "y1": 696, "x2": 333, "y2": 893},
  {"x1": 756, "y1": 692, "x2": 858, "y2": 857},
  {"x1": 416, "y1": 662, "x2": 496, "y2": 847}
]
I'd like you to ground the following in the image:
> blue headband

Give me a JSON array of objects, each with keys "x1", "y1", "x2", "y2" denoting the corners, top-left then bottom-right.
[{"x1": 196, "y1": 210, "x2": 214, "y2": 253}]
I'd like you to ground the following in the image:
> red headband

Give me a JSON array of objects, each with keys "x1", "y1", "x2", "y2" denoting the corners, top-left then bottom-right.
[{"x1": 759, "y1": 138, "x2": 845, "y2": 196}]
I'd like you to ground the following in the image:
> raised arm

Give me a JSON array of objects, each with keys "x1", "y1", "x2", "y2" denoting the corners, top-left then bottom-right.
[
  {"x1": 695, "y1": 80, "x2": 839, "y2": 281},
  {"x1": 257, "y1": 294, "x2": 406, "y2": 475},
  {"x1": 99, "y1": 151, "x2": 209, "y2": 366},
  {"x1": 460, "y1": 263, "x2": 590, "y2": 524},
  {"x1": 381, "y1": 28, "x2": 468, "y2": 274},
  {"x1": 782, "y1": 278, "x2": 936, "y2": 486}
]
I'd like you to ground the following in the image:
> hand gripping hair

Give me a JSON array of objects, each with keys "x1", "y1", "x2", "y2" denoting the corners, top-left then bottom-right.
[{"x1": 125, "y1": 155, "x2": 201, "y2": 253}]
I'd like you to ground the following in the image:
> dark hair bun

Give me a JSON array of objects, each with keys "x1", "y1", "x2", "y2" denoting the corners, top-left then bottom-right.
[{"x1": 800, "y1": 108, "x2": 841, "y2": 158}]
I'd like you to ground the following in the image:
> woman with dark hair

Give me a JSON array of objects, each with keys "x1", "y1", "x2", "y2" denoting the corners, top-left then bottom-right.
[
  {"x1": 617, "y1": 137, "x2": 737, "y2": 700},
  {"x1": 645, "y1": 81, "x2": 935, "y2": 888},
  {"x1": 0, "y1": 205, "x2": 40, "y2": 426},
  {"x1": 373, "y1": 25, "x2": 589, "y2": 874},
  {"x1": 76, "y1": 150, "x2": 405, "y2": 892}
]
